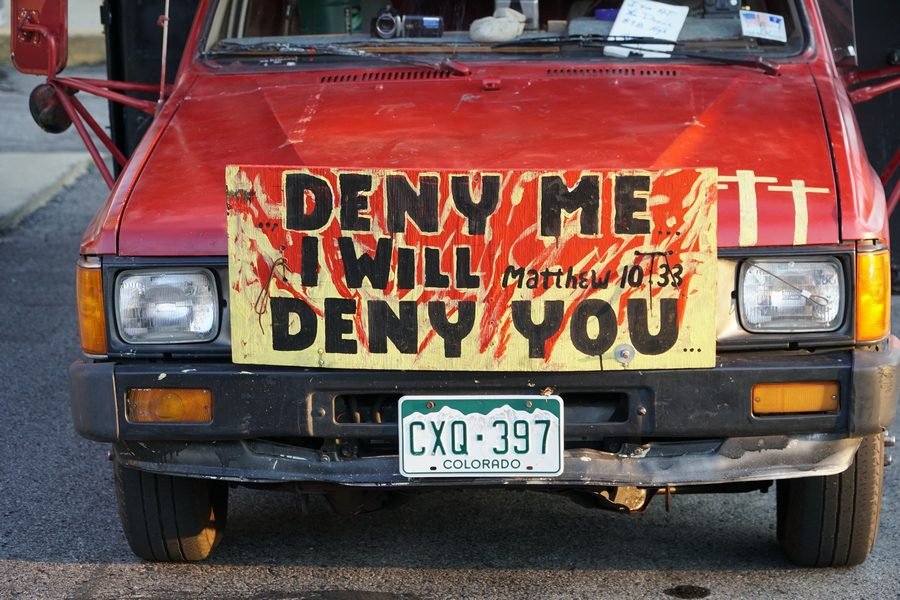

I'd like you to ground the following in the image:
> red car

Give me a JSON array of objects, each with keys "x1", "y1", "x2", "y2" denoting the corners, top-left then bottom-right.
[{"x1": 11, "y1": 0, "x2": 900, "y2": 565}]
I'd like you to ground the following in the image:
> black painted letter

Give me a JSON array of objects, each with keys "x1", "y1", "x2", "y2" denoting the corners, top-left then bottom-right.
[
  {"x1": 424, "y1": 247, "x2": 450, "y2": 288},
  {"x1": 614, "y1": 175, "x2": 651, "y2": 234},
  {"x1": 539, "y1": 175, "x2": 600, "y2": 237},
  {"x1": 627, "y1": 298, "x2": 678, "y2": 355},
  {"x1": 512, "y1": 300, "x2": 564, "y2": 359},
  {"x1": 570, "y1": 299, "x2": 617, "y2": 357},
  {"x1": 325, "y1": 298, "x2": 357, "y2": 354},
  {"x1": 429, "y1": 301, "x2": 476, "y2": 358},
  {"x1": 338, "y1": 237, "x2": 393, "y2": 289},
  {"x1": 271, "y1": 298, "x2": 317, "y2": 351},
  {"x1": 300, "y1": 236, "x2": 319, "y2": 286},
  {"x1": 455, "y1": 247, "x2": 480, "y2": 288},
  {"x1": 386, "y1": 175, "x2": 439, "y2": 233},
  {"x1": 285, "y1": 172, "x2": 333, "y2": 231},
  {"x1": 451, "y1": 175, "x2": 501, "y2": 235},
  {"x1": 339, "y1": 173, "x2": 372, "y2": 231},
  {"x1": 368, "y1": 301, "x2": 417, "y2": 354}
]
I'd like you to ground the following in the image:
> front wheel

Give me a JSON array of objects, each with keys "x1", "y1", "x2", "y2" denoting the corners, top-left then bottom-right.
[
  {"x1": 115, "y1": 462, "x2": 228, "y2": 562},
  {"x1": 776, "y1": 433, "x2": 884, "y2": 567}
]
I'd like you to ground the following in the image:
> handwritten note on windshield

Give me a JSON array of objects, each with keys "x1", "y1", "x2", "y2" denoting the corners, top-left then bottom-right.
[{"x1": 605, "y1": 0, "x2": 689, "y2": 58}]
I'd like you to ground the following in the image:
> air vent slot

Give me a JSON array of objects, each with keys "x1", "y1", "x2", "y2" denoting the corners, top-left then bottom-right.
[
  {"x1": 333, "y1": 392, "x2": 630, "y2": 425},
  {"x1": 547, "y1": 67, "x2": 678, "y2": 78},
  {"x1": 320, "y1": 69, "x2": 452, "y2": 84}
]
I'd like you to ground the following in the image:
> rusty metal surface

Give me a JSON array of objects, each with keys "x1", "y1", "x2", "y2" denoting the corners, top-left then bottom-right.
[{"x1": 113, "y1": 434, "x2": 861, "y2": 487}]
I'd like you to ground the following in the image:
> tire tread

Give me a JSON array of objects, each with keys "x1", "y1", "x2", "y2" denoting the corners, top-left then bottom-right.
[
  {"x1": 114, "y1": 462, "x2": 227, "y2": 562},
  {"x1": 777, "y1": 433, "x2": 884, "y2": 567}
]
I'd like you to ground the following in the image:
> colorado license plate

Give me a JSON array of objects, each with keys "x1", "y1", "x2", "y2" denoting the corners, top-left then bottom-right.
[{"x1": 399, "y1": 395, "x2": 564, "y2": 478}]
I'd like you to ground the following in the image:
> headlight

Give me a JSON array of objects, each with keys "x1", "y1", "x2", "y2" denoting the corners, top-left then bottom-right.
[
  {"x1": 115, "y1": 270, "x2": 219, "y2": 343},
  {"x1": 739, "y1": 259, "x2": 844, "y2": 333}
]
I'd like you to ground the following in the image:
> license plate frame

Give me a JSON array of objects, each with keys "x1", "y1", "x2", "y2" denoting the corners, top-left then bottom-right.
[{"x1": 398, "y1": 395, "x2": 564, "y2": 478}]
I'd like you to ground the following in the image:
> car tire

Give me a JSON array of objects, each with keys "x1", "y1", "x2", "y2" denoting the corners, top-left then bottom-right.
[
  {"x1": 776, "y1": 433, "x2": 884, "y2": 567},
  {"x1": 115, "y1": 462, "x2": 228, "y2": 562}
]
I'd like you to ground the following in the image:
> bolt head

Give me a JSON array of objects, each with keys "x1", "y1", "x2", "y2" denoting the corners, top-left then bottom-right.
[{"x1": 637, "y1": 407, "x2": 647, "y2": 416}]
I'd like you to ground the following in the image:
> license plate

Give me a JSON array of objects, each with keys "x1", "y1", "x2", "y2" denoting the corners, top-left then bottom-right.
[{"x1": 398, "y1": 395, "x2": 564, "y2": 478}]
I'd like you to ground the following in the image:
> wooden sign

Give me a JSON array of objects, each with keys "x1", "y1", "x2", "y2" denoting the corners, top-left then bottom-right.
[{"x1": 226, "y1": 167, "x2": 717, "y2": 371}]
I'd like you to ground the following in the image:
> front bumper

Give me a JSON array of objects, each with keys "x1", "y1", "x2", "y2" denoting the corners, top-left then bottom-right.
[
  {"x1": 70, "y1": 341, "x2": 900, "y2": 487},
  {"x1": 113, "y1": 435, "x2": 861, "y2": 487}
]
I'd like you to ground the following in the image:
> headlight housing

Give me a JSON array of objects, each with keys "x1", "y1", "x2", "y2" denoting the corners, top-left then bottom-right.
[
  {"x1": 115, "y1": 270, "x2": 219, "y2": 344},
  {"x1": 739, "y1": 258, "x2": 844, "y2": 333}
]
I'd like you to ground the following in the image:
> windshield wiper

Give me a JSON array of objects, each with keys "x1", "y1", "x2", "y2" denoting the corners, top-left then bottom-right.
[
  {"x1": 208, "y1": 40, "x2": 471, "y2": 76},
  {"x1": 493, "y1": 35, "x2": 779, "y2": 76},
  {"x1": 492, "y1": 34, "x2": 682, "y2": 49},
  {"x1": 667, "y1": 50, "x2": 780, "y2": 76}
]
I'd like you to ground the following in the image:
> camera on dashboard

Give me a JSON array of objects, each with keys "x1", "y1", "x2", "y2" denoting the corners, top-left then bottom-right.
[{"x1": 371, "y1": 5, "x2": 443, "y2": 39}]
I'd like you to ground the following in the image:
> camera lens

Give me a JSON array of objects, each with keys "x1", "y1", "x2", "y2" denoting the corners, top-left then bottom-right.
[{"x1": 374, "y1": 13, "x2": 398, "y2": 39}]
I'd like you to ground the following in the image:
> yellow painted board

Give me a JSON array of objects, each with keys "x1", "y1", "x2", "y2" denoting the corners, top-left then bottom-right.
[{"x1": 226, "y1": 166, "x2": 717, "y2": 371}]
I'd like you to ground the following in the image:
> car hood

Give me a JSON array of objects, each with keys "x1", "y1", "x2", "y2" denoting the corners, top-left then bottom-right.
[{"x1": 119, "y1": 63, "x2": 838, "y2": 255}]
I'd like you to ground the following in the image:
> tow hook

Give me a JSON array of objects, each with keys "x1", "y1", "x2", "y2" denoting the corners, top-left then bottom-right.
[{"x1": 885, "y1": 430, "x2": 895, "y2": 467}]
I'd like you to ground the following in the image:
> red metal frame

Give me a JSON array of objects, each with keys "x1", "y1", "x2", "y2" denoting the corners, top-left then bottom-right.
[
  {"x1": 883, "y1": 150, "x2": 900, "y2": 187},
  {"x1": 18, "y1": 21, "x2": 168, "y2": 189},
  {"x1": 846, "y1": 66, "x2": 900, "y2": 105}
]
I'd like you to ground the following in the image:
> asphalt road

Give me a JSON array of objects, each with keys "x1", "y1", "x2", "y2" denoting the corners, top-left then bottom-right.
[{"x1": 1, "y1": 68, "x2": 899, "y2": 600}]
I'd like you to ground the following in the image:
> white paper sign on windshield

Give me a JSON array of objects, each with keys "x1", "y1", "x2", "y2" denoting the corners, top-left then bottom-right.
[
  {"x1": 605, "y1": 0, "x2": 689, "y2": 58},
  {"x1": 740, "y1": 10, "x2": 787, "y2": 43}
]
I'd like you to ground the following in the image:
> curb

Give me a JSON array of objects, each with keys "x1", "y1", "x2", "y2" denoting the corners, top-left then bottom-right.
[
  {"x1": 0, "y1": 154, "x2": 92, "y2": 231},
  {"x1": 0, "y1": 33, "x2": 106, "y2": 67}
]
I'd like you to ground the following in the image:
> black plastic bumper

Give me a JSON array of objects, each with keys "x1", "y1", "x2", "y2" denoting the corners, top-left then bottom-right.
[{"x1": 70, "y1": 341, "x2": 900, "y2": 444}]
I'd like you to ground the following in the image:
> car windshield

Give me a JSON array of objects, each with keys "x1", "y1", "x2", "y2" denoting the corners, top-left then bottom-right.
[{"x1": 204, "y1": 0, "x2": 807, "y2": 63}]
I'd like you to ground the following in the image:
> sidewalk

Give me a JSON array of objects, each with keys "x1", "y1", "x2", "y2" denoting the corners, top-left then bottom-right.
[
  {"x1": 0, "y1": 151, "x2": 92, "y2": 229},
  {"x1": 0, "y1": 62, "x2": 108, "y2": 231}
]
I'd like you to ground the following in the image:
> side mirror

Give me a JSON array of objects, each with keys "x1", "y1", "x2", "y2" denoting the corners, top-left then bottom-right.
[{"x1": 10, "y1": 0, "x2": 68, "y2": 75}]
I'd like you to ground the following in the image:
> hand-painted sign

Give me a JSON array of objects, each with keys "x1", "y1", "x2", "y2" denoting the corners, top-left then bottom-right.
[{"x1": 226, "y1": 167, "x2": 717, "y2": 371}]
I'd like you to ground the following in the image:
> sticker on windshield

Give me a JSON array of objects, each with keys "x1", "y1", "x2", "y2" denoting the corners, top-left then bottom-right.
[{"x1": 740, "y1": 11, "x2": 787, "y2": 43}]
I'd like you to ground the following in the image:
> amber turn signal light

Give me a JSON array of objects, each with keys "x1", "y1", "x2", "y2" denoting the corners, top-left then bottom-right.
[
  {"x1": 856, "y1": 249, "x2": 891, "y2": 343},
  {"x1": 752, "y1": 382, "x2": 839, "y2": 415},
  {"x1": 76, "y1": 258, "x2": 107, "y2": 355},
  {"x1": 126, "y1": 388, "x2": 213, "y2": 423}
]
